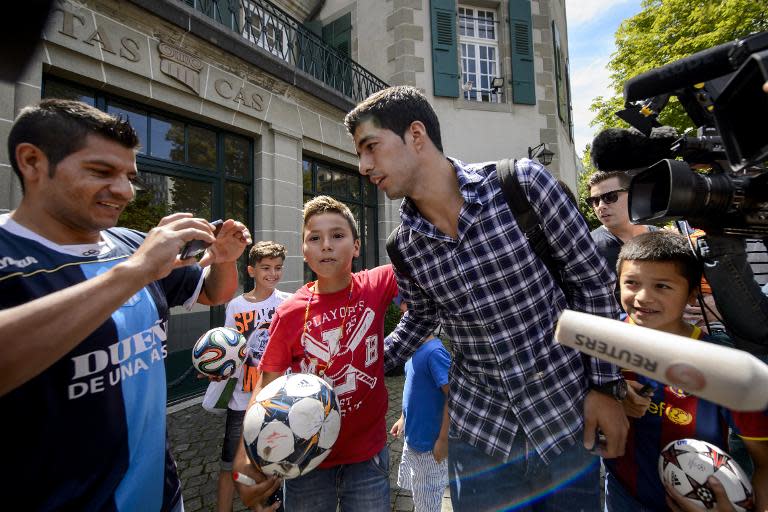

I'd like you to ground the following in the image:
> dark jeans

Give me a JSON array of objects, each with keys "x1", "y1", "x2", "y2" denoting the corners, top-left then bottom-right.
[
  {"x1": 448, "y1": 433, "x2": 600, "y2": 512},
  {"x1": 284, "y1": 446, "x2": 390, "y2": 512}
]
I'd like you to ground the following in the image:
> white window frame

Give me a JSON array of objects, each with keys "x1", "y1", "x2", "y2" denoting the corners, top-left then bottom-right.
[{"x1": 458, "y1": 5, "x2": 502, "y2": 103}]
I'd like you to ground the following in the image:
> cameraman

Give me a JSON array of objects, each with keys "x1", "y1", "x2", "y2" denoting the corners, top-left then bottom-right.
[{"x1": 696, "y1": 234, "x2": 768, "y2": 354}]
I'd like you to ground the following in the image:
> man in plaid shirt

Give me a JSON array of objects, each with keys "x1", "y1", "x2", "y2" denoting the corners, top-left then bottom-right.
[{"x1": 345, "y1": 86, "x2": 630, "y2": 511}]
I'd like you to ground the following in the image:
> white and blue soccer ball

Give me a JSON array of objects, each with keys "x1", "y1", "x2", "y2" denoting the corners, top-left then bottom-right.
[
  {"x1": 243, "y1": 373, "x2": 341, "y2": 479},
  {"x1": 658, "y1": 438, "x2": 754, "y2": 512},
  {"x1": 191, "y1": 327, "x2": 246, "y2": 378}
]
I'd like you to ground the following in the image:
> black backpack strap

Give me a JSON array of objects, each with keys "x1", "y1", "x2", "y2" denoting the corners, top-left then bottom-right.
[
  {"x1": 497, "y1": 158, "x2": 565, "y2": 294},
  {"x1": 386, "y1": 223, "x2": 413, "y2": 281}
]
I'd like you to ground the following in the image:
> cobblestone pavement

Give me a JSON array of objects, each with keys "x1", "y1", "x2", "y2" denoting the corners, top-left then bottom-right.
[{"x1": 168, "y1": 374, "x2": 453, "y2": 512}]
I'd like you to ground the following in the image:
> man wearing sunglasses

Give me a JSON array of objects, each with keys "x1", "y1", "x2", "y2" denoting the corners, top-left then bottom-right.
[{"x1": 588, "y1": 171, "x2": 657, "y2": 288}]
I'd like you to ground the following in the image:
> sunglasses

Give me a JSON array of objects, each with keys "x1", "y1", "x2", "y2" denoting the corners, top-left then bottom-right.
[{"x1": 587, "y1": 188, "x2": 627, "y2": 207}]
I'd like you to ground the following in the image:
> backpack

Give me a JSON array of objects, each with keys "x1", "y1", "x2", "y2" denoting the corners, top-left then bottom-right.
[{"x1": 385, "y1": 159, "x2": 566, "y2": 295}]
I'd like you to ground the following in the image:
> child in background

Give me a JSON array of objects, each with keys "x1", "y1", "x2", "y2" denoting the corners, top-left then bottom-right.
[
  {"x1": 603, "y1": 230, "x2": 768, "y2": 512},
  {"x1": 234, "y1": 195, "x2": 398, "y2": 511},
  {"x1": 390, "y1": 300, "x2": 450, "y2": 512},
  {"x1": 211, "y1": 241, "x2": 290, "y2": 512}
]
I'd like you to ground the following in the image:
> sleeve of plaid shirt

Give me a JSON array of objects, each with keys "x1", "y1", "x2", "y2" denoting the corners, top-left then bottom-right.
[
  {"x1": 383, "y1": 266, "x2": 440, "y2": 373},
  {"x1": 519, "y1": 159, "x2": 623, "y2": 385}
]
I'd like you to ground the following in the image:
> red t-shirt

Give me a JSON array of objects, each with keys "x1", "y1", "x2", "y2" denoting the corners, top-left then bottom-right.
[{"x1": 259, "y1": 265, "x2": 398, "y2": 467}]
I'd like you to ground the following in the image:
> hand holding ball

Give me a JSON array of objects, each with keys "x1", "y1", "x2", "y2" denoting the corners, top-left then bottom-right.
[{"x1": 659, "y1": 439, "x2": 754, "y2": 511}]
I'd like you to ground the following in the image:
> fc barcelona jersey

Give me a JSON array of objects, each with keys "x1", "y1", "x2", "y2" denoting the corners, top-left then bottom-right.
[
  {"x1": 0, "y1": 215, "x2": 204, "y2": 511},
  {"x1": 603, "y1": 324, "x2": 768, "y2": 509}
]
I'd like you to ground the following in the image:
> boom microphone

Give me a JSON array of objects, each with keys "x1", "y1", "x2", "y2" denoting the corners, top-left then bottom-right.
[
  {"x1": 624, "y1": 41, "x2": 737, "y2": 102},
  {"x1": 623, "y1": 32, "x2": 768, "y2": 103},
  {"x1": 555, "y1": 310, "x2": 768, "y2": 411},
  {"x1": 591, "y1": 127, "x2": 678, "y2": 172}
]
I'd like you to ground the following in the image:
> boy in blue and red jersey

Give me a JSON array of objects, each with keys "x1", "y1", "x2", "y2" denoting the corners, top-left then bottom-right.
[{"x1": 604, "y1": 230, "x2": 768, "y2": 511}]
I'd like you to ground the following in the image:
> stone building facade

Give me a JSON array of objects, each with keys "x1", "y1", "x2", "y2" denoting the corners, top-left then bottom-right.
[{"x1": 0, "y1": 0, "x2": 576, "y2": 401}]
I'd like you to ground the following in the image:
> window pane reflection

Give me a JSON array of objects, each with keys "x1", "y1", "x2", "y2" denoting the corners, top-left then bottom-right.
[
  {"x1": 188, "y1": 125, "x2": 217, "y2": 169},
  {"x1": 150, "y1": 115, "x2": 185, "y2": 163},
  {"x1": 225, "y1": 181, "x2": 250, "y2": 293},
  {"x1": 302, "y1": 160, "x2": 312, "y2": 191},
  {"x1": 119, "y1": 172, "x2": 212, "y2": 233},
  {"x1": 224, "y1": 135, "x2": 250, "y2": 178},
  {"x1": 43, "y1": 79, "x2": 95, "y2": 106},
  {"x1": 108, "y1": 101, "x2": 148, "y2": 155},
  {"x1": 317, "y1": 164, "x2": 333, "y2": 194}
]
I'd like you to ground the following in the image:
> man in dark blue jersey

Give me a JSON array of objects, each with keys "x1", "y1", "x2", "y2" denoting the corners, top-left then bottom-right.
[{"x1": 0, "y1": 99, "x2": 276, "y2": 511}]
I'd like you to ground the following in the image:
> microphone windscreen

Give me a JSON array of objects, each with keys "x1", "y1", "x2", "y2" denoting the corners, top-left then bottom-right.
[{"x1": 591, "y1": 128, "x2": 676, "y2": 171}]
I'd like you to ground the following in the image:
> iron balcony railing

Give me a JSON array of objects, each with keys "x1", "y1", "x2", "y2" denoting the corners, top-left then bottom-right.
[{"x1": 184, "y1": 0, "x2": 388, "y2": 103}]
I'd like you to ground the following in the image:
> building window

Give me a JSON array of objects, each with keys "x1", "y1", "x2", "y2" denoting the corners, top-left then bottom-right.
[
  {"x1": 43, "y1": 76, "x2": 254, "y2": 403},
  {"x1": 459, "y1": 6, "x2": 502, "y2": 103},
  {"x1": 302, "y1": 157, "x2": 378, "y2": 284}
]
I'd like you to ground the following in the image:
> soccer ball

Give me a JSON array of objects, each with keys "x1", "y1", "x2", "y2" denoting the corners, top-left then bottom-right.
[
  {"x1": 242, "y1": 373, "x2": 341, "y2": 479},
  {"x1": 658, "y1": 438, "x2": 754, "y2": 511},
  {"x1": 191, "y1": 327, "x2": 246, "y2": 378}
]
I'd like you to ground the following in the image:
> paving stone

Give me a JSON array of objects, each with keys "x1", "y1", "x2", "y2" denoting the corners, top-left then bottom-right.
[{"x1": 184, "y1": 497, "x2": 202, "y2": 511}]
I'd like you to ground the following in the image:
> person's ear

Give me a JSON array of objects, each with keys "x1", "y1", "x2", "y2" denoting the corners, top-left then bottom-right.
[
  {"x1": 407, "y1": 121, "x2": 428, "y2": 151},
  {"x1": 353, "y1": 237, "x2": 361, "y2": 258},
  {"x1": 247, "y1": 265, "x2": 256, "y2": 278},
  {"x1": 687, "y1": 286, "x2": 700, "y2": 306},
  {"x1": 15, "y1": 143, "x2": 50, "y2": 187}
]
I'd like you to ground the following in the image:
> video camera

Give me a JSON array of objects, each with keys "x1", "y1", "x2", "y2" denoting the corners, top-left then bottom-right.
[{"x1": 617, "y1": 31, "x2": 768, "y2": 237}]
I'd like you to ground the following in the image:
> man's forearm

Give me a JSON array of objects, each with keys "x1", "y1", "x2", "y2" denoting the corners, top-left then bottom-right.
[
  {"x1": 384, "y1": 314, "x2": 436, "y2": 373},
  {"x1": 701, "y1": 236, "x2": 768, "y2": 347},
  {"x1": 200, "y1": 261, "x2": 239, "y2": 305},
  {"x1": 0, "y1": 262, "x2": 148, "y2": 396}
]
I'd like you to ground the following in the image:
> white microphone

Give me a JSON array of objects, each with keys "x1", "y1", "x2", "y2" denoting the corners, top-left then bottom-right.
[{"x1": 555, "y1": 310, "x2": 768, "y2": 411}]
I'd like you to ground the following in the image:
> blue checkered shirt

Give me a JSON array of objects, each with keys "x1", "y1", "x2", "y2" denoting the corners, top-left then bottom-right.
[{"x1": 385, "y1": 158, "x2": 621, "y2": 463}]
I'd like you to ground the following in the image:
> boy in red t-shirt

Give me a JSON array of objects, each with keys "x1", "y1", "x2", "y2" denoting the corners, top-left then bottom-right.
[{"x1": 233, "y1": 195, "x2": 398, "y2": 511}]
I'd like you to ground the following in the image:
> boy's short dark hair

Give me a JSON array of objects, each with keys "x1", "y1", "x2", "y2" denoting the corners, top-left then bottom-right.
[
  {"x1": 248, "y1": 241, "x2": 287, "y2": 267},
  {"x1": 617, "y1": 230, "x2": 702, "y2": 291},
  {"x1": 303, "y1": 195, "x2": 359, "y2": 240},
  {"x1": 587, "y1": 170, "x2": 631, "y2": 189},
  {"x1": 8, "y1": 99, "x2": 140, "y2": 193},
  {"x1": 344, "y1": 85, "x2": 444, "y2": 152}
]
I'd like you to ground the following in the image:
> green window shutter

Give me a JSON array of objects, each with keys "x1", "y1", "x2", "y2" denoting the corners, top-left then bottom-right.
[
  {"x1": 321, "y1": 13, "x2": 353, "y2": 96},
  {"x1": 322, "y1": 13, "x2": 352, "y2": 57},
  {"x1": 430, "y1": 0, "x2": 459, "y2": 97},
  {"x1": 508, "y1": 0, "x2": 536, "y2": 105}
]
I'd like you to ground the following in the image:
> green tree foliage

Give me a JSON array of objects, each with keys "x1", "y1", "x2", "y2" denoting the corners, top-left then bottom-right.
[
  {"x1": 591, "y1": 0, "x2": 768, "y2": 133},
  {"x1": 118, "y1": 191, "x2": 167, "y2": 233},
  {"x1": 577, "y1": 144, "x2": 601, "y2": 231}
]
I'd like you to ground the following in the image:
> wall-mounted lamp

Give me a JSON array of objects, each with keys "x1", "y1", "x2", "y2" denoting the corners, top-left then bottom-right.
[
  {"x1": 528, "y1": 143, "x2": 555, "y2": 167},
  {"x1": 490, "y1": 77, "x2": 504, "y2": 93}
]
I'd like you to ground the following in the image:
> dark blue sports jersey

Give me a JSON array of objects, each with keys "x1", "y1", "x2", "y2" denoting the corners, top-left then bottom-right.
[
  {"x1": 603, "y1": 325, "x2": 768, "y2": 510},
  {"x1": 0, "y1": 216, "x2": 203, "y2": 511}
]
